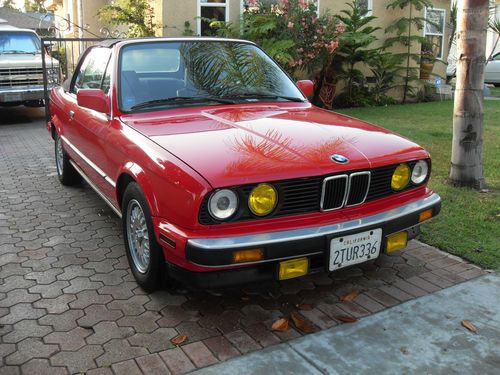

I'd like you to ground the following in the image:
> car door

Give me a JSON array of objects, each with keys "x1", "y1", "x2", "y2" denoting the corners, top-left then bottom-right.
[
  {"x1": 69, "y1": 47, "x2": 114, "y2": 198},
  {"x1": 485, "y1": 53, "x2": 500, "y2": 84}
]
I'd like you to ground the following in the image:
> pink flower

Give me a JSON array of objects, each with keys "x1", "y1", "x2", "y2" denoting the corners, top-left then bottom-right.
[
  {"x1": 246, "y1": 0, "x2": 257, "y2": 6},
  {"x1": 299, "y1": 0, "x2": 308, "y2": 9},
  {"x1": 326, "y1": 40, "x2": 339, "y2": 53},
  {"x1": 336, "y1": 22, "x2": 346, "y2": 33},
  {"x1": 282, "y1": 0, "x2": 289, "y2": 6},
  {"x1": 287, "y1": 21, "x2": 294, "y2": 28}
]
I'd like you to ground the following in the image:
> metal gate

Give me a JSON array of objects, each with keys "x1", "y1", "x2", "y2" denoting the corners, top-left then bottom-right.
[{"x1": 41, "y1": 37, "x2": 108, "y2": 121}]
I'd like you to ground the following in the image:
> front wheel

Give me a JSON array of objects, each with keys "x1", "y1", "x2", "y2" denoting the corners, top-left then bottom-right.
[
  {"x1": 122, "y1": 182, "x2": 165, "y2": 291},
  {"x1": 55, "y1": 132, "x2": 81, "y2": 186}
]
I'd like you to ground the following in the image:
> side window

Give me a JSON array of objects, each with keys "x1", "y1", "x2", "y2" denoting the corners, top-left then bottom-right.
[{"x1": 72, "y1": 48, "x2": 111, "y2": 93}]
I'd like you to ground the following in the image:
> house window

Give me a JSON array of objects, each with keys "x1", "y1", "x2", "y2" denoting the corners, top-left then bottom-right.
[
  {"x1": 356, "y1": 0, "x2": 373, "y2": 16},
  {"x1": 424, "y1": 8, "x2": 446, "y2": 60},
  {"x1": 198, "y1": 0, "x2": 228, "y2": 36}
]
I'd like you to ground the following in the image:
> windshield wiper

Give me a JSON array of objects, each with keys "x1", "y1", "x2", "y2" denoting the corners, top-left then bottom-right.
[
  {"x1": 130, "y1": 96, "x2": 236, "y2": 111},
  {"x1": 224, "y1": 93, "x2": 305, "y2": 103}
]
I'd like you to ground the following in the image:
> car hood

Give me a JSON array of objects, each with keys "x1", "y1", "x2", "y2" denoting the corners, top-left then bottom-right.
[
  {"x1": 120, "y1": 103, "x2": 428, "y2": 187},
  {"x1": 0, "y1": 53, "x2": 59, "y2": 69}
]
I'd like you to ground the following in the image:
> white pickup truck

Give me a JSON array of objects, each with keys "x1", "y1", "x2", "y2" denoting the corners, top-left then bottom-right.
[{"x1": 0, "y1": 24, "x2": 59, "y2": 107}]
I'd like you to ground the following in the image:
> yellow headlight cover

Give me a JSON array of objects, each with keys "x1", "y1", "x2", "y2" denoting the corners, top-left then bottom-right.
[
  {"x1": 391, "y1": 163, "x2": 411, "y2": 191},
  {"x1": 248, "y1": 184, "x2": 278, "y2": 216}
]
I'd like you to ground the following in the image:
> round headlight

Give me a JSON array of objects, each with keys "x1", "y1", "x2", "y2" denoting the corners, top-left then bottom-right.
[
  {"x1": 391, "y1": 163, "x2": 411, "y2": 191},
  {"x1": 208, "y1": 189, "x2": 238, "y2": 220},
  {"x1": 248, "y1": 183, "x2": 277, "y2": 216},
  {"x1": 411, "y1": 160, "x2": 429, "y2": 184}
]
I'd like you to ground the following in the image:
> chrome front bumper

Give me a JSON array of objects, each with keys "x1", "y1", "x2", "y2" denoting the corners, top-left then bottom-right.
[
  {"x1": 0, "y1": 87, "x2": 46, "y2": 102},
  {"x1": 188, "y1": 193, "x2": 441, "y2": 251}
]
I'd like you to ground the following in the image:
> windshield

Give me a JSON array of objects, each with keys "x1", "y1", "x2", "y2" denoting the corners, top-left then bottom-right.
[
  {"x1": 0, "y1": 32, "x2": 41, "y2": 54},
  {"x1": 119, "y1": 41, "x2": 305, "y2": 112}
]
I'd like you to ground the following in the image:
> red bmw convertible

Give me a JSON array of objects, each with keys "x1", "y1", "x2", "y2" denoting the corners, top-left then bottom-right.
[{"x1": 47, "y1": 38, "x2": 441, "y2": 290}]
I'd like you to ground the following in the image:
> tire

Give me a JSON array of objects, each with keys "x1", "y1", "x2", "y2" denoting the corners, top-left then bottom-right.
[
  {"x1": 55, "y1": 132, "x2": 82, "y2": 186},
  {"x1": 122, "y1": 182, "x2": 165, "y2": 291}
]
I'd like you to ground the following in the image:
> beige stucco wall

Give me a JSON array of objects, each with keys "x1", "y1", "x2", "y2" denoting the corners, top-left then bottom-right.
[
  {"x1": 320, "y1": 0, "x2": 451, "y2": 80},
  {"x1": 53, "y1": 0, "x2": 114, "y2": 37},
  {"x1": 153, "y1": 0, "x2": 451, "y2": 99},
  {"x1": 158, "y1": 0, "x2": 241, "y2": 37}
]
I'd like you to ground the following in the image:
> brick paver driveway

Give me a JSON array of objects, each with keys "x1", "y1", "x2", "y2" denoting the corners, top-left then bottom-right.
[{"x1": 0, "y1": 107, "x2": 486, "y2": 374}]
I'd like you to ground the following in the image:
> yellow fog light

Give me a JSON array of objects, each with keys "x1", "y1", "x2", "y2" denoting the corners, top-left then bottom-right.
[
  {"x1": 419, "y1": 209, "x2": 433, "y2": 222},
  {"x1": 391, "y1": 163, "x2": 411, "y2": 191},
  {"x1": 232, "y1": 248, "x2": 264, "y2": 263},
  {"x1": 386, "y1": 231, "x2": 408, "y2": 253},
  {"x1": 248, "y1": 183, "x2": 278, "y2": 216},
  {"x1": 278, "y1": 257, "x2": 309, "y2": 280}
]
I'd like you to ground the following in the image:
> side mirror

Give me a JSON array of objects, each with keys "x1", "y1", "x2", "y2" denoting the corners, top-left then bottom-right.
[
  {"x1": 296, "y1": 80, "x2": 314, "y2": 98},
  {"x1": 77, "y1": 89, "x2": 110, "y2": 114}
]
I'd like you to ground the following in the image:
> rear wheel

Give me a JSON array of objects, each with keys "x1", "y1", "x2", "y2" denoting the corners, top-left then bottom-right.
[
  {"x1": 55, "y1": 132, "x2": 82, "y2": 186},
  {"x1": 122, "y1": 182, "x2": 165, "y2": 291}
]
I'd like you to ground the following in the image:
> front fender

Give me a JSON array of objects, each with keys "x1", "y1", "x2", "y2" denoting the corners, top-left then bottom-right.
[
  {"x1": 117, "y1": 162, "x2": 160, "y2": 216},
  {"x1": 48, "y1": 88, "x2": 64, "y2": 138}
]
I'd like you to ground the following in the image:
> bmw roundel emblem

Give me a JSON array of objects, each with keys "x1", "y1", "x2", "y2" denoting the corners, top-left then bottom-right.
[{"x1": 331, "y1": 154, "x2": 349, "y2": 164}]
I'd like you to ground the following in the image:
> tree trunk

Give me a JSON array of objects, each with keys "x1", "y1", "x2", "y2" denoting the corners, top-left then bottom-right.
[
  {"x1": 403, "y1": 4, "x2": 413, "y2": 104},
  {"x1": 448, "y1": 0, "x2": 488, "y2": 189}
]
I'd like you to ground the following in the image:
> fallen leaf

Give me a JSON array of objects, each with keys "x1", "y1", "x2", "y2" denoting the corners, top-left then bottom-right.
[
  {"x1": 340, "y1": 290, "x2": 359, "y2": 302},
  {"x1": 400, "y1": 346, "x2": 409, "y2": 355},
  {"x1": 291, "y1": 312, "x2": 315, "y2": 333},
  {"x1": 461, "y1": 320, "x2": 478, "y2": 333},
  {"x1": 170, "y1": 335, "x2": 188, "y2": 345},
  {"x1": 335, "y1": 315, "x2": 358, "y2": 323},
  {"x1": 271, "y1": 318, "x2": 289, "y2": 332},
  {"x1": 297, "y1": 303, "x2": 313, "y2": 311}
]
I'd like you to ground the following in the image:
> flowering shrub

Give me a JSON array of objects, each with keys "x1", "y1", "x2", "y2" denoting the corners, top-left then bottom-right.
[{"x1": 241, "y1": 0, "x2": 344, "y2": 79}]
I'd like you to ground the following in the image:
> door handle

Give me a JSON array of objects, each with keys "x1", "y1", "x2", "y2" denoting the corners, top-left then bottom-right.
[{"x1": 69, "y1": 110, "x2": 75, "y2": 119}]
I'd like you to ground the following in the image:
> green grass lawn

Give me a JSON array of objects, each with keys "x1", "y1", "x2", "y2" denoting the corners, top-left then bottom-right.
[{"x1": 337, "y1": 101, "x2": 500, "y2": 270}]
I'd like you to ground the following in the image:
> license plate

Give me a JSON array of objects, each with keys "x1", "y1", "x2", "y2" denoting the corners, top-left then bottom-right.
[
  {"x1": 329, "y1": 229, "x2": 382, "y2": 271},
  {"x1": 3, "y1": 93, "x2": 22, "y2": 102}
]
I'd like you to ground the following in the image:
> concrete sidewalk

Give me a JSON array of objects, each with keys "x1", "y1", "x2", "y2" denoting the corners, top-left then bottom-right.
[{"x1": 193, "y1": 273, "x2": 500, "y2": 375}]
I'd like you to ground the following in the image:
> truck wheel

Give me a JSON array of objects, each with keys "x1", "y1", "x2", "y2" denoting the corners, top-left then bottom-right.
[
  {"x1": 122, "y1": 182, "x2": 165, "y2": 291},
  {"x1": 55, "y1": 133, "x2": 82, "y2": 186}
]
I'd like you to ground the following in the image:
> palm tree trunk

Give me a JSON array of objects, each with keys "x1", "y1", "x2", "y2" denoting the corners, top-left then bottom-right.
[
  {"x1": 448, "y1": 0, "x2": 489, "y2": 189},
  {"x1": 403, "y1": 4, "x2": 413, "y2": 104}
]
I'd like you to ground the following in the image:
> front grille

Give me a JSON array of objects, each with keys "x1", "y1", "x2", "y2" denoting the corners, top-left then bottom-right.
[
  {"x1": 321, "y1": 175, "x2": 348, "y2": 210},
  {"x1": 320, "y1": 171, "x2": 371, "y2": 210},
  {"x1": 347, "y1": 172, "x2": 371, "y2": 206},
  {"x1": 199, "y1": 159, "x2": 429, "y2": 224},
  {"x1": 0, "y1": 68, "x2": 44, "y2": 88}
]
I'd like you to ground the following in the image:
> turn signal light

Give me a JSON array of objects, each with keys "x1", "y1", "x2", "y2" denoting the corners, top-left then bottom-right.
[
  {"x1": 386, "y1": 231, "x2": 408, "y2": 253},
  {"x1": 232, "y1": 248, "x2": 264, "y2": 263},
  {"x1": 278, "y1": 257, "x2": 309, "y2": 280},
  {"x1": 419, "y1": 209, "x2": 433, "y2": 222}
]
